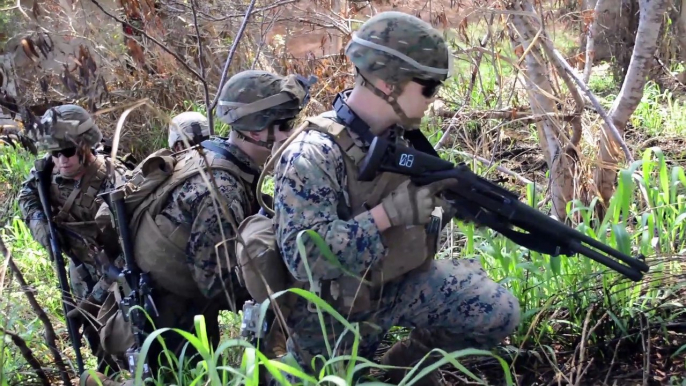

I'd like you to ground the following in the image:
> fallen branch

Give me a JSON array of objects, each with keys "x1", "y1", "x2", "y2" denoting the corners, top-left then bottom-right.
[
  {"x1": 435, "y1": 106, "x2": 577, "y2": 123},
  {"x1": 453, "y1": 149, "x2": 544, "y2": 191},
  {"x1": 1, "y1": 237, "x2": 70, "y2": 384},
  {"x1": 0, "y1": 327, "x2": 50, "y2": 385}
]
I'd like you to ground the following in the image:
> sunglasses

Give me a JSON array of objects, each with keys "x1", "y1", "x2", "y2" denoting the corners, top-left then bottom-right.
[
  {"x1": 413, "y1": 78, "x2": 443, "y2": 98},
  {"x1": 51, "y1": 147, "x2": 78, "y2": 158}
]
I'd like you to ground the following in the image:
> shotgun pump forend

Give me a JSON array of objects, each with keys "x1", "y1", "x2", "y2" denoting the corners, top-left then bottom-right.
[{"x1": 358, "y1": 136, "x2": 650, "y2": 282}]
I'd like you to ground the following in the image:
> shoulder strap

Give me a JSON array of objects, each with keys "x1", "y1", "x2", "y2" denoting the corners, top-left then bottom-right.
[
  {"x1": 143, "y1": 146, "x2": 254, "y2": 219},
  {"x1": 304, "y1": 116, "x2": 367, "y2": 166}
]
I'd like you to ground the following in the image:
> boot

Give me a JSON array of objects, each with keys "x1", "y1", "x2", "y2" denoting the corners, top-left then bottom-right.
[
  {"x1": 80, "y1": 370, "x2": 134, "y2": 386},
  {"x1": 262, "y1": 323, "x2": 288, "y2": 359},
  {"x1": 380, "y1": 335, "x2": 442, "y2": 386}
]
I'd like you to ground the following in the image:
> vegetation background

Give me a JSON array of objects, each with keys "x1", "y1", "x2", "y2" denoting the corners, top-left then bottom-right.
[{"x1": 0, "y1": 0, "x2": 685, "y2": 384}]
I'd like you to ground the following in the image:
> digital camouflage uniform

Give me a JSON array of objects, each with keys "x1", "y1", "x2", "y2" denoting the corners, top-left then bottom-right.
[
  {"x1": 18, "y1": 104, "x2": 129, "y2": 371},
  {"x1": 80, "y1": 70, "x2": 315, "y2": 386},
  {"x1": 272, "y1": 11, "x2": 520, "y2": 384}
]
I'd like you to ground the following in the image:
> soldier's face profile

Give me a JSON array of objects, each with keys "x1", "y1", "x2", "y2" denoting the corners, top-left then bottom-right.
[{"x1": 396, "y1": 81, "x2": 435, "y2": 119}]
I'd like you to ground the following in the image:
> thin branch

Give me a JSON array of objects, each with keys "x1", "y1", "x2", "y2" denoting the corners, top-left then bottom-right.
[
  {"x1": 209, "y1": 0, "x2": 258, "y2": 114},
  {"x1": 517, "y1": 11, "x2": 584, "y2": 150},
  {"x1": 454, "y1": 149, "x2": 544, "y2": 190},
  {"x1": 167, "y1": 0, "x2": 297, "y2": 22},
  {"x1": 0, "y1": 327, "x2": 50, "y2": 385},
  {"x1": 189, "y1": 0, "x2": 213, "y2": 133},
  {"x1": 89, "y1": 0, "x2": 206, "y2": 83},
  {"x1": 1, "y1": 238, "x2": 70, "y2": 384},
  {"x1": 536, "y1": 34, "x2": 634, "y2": 163}
]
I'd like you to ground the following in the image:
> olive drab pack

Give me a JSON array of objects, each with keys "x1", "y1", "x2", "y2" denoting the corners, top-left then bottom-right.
[
  {"x1": 236, "y1": 113, "x2": 438, "y2": 315},
  {"x1": 110, "y1": 145, "x2": 255, "y2": 299}
]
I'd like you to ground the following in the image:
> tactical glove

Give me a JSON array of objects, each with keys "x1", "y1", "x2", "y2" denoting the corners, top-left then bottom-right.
[
  {"x1": 381, "y1": 179, "x2": 458, "y2": 227},
  {"x1": 29, "y1": 219, "x2": 51, "y2": 252}
]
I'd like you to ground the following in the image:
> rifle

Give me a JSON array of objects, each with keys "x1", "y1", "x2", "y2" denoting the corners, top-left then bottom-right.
[
  {"x1": 34, "y1": 158, "x2": 85, "y2": 374},
  {"x1": 358, "y1": 137, "x2": 650, "y2": 282},
  {"x1": 101, "y1": 189, "x2": 156, "y2": 379}
]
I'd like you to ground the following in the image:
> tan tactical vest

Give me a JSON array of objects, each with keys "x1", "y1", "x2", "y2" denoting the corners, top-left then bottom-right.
[
  {"x1": 126, "y1": 147, "x2": 256, "y2": 299},
  {"x1": 50, "y1": 155, "x2": 110, "y2": 265},
  {"x1": 236, "y1": 114, "x2": 438, "y2": 315},
  {"x1": 305, "y1": 116, "x2": 437, "y2": 312}
]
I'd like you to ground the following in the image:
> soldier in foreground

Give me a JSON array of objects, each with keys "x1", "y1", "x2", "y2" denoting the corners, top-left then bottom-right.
[
  {"x1": 270, "y1": 11, "x2": 521, "y2": 384},
  {"x1": 18, "y1": 104, "x2": 129, "y2": 372},
  {"x1": 168, "y1": 111, "x2": 211, "y2": 151},
  {"x1": 80, "y1": 70, "x2": 314, "y2": 385}
]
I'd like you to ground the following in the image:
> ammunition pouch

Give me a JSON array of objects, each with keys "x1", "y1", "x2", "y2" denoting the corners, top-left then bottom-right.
[
  {"x1": 97, "y1": 288, "x2": 135, "y2": 360},
  {"x1": 235, "y1": 213, "x2": 289, "y2": 303}
]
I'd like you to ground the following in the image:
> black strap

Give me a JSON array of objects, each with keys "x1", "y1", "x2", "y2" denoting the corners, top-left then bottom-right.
[
  {"x1": 199, "y1": 140, "x2": 257, "y2": 179},
  {"x1": 199, "y1": 140, "x2": 261, "y2": 210},
  {"x1": 191, "y1": 122, "x2": 209, "y2": 146},
  {"x1": 333, "y1": 91, "x2": 375, "y2": 144},
  {"x1": 332, "y1": 90, "x2": 440, "y2": 158}
]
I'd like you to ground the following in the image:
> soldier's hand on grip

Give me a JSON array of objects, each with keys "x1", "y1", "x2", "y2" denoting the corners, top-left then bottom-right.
[
  {"x1": 30, "y1": 219, "x2": 51, "y2": 253},
  {"x1": 381, "y1": 178, "x2": 458, "y2": 227}
]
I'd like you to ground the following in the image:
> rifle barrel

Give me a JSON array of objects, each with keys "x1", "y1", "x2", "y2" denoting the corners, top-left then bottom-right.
[{"x1": 34, "y1": 159, "x2": 85, "y2": 375}]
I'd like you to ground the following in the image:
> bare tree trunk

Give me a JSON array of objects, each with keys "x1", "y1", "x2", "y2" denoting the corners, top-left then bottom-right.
[
  {"x1": 676, "y1": 0, "x2": 686, "y2": 82},
  {"x1": 509, "y1": 0, "x2": 575, "y2": 220},
  {"x1": 580, "y1": 0, "x2": 640, "y2": 83},
  {"x1": 582, "y1": 0, "x2": 605, "y2": 83},
  {"x1": 594, "y1": 0, "x2": 669, "y2": 213}
]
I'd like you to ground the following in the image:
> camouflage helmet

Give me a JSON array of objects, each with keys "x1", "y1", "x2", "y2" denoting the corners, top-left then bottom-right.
[
  {"x1": 30, "y1": 104, "x2": 102, "y2": 151},
  {"x1": 345, "y1": 11, "x2": 453, "y2": 86},
  {"x1": 216, "y1": 70, "x2": 316, "y2": 132},
  {"x1": 168, "y1": 111, "x2": 210, "y2": 148}
]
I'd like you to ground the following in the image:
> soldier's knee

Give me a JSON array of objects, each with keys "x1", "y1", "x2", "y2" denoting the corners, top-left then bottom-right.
[{"x1": 489, "y1": 284, "x2": 520, "y2": 340}]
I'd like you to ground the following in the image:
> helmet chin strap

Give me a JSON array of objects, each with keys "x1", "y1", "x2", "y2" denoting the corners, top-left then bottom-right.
[
  {"x1": 358, "y1": 71, "x2": 423, "y2": 131},
  {"x1": 235, "y1": 125, "x2": 276, "y2": 149}
]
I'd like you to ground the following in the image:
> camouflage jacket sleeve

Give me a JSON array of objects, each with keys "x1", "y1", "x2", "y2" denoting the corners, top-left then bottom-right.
[
  {"x1": 17, "y1": 157, "x2": 49, "y2": 223},
  {"x1": 160, "y1": 170, "x2": 248, "y2": 299},
  {"x1": 273, "y1": 130, "x2": 387, "y2": 282}
]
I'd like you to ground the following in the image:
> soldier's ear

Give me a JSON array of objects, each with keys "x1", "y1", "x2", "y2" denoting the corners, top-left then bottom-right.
[{"x1": 376, "y1": 79, "x2": 394, "y2": 96}]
